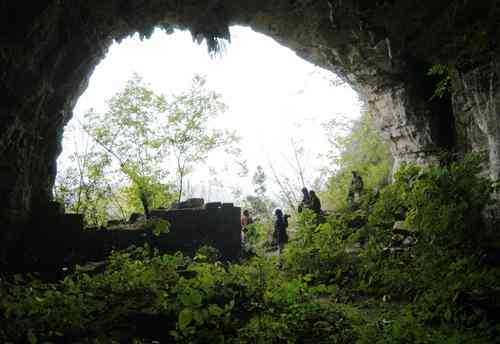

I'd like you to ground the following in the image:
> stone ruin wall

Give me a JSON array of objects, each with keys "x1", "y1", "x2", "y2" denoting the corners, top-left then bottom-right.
[{"x1": 14, "y1": 203, "x2": 241, "y2": 272}]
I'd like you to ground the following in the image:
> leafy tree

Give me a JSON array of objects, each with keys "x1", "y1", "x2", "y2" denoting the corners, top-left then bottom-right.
[
  {"x1": 252, "y1": 165, "x2": 267, "y2": 197},
  {"x1": 83, "y1": 73, "x2": 174, "y2": 217},
  {"x1": 241, "y1": 167, "x2": 277, "y2": 254},
  {"x1": 54, "y1": 126, "x2": 119, "y2": 226},
  {"x1": 268, "y1": 139, "x2": 316, "y2": 214},
  {"x1": 242, "y1": 166, "x2": 277, "y2": 222},
  {"x1": 322, "y1": 111, "x2": 393, "y2": 210},
  {"x1": 81, "y1": 73, "x2": 237, "y2": 217},
  {"x1": 161, "y1": 75, "x2": 238, "y2": 202}
]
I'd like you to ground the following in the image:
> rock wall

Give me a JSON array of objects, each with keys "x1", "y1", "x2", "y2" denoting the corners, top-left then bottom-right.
[
  {"x1": 1, "y1": 0, "x2": 500, "y2": 264},
  {"x1": 453, "y1": 62, "x2": 500, "y2": 180},
  {"x1": 10, "y1": 203, "x2": 241, "y2": 272},
  {"x1": 148, "y1": 205, "x2": 242, "y2": 260}
]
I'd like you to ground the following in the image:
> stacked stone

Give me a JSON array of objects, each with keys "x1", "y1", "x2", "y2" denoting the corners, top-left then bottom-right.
[{"x1": 149, "y1": 200, "x2": 241, "y2": 260}]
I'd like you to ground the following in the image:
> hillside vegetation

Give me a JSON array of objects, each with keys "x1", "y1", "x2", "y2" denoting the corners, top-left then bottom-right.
[{"x1": 2, "y1": 79, "x2": 500, "y2": 343}]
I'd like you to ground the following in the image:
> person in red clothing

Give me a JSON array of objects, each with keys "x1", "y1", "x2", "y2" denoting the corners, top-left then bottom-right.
[
  {"x1": 241, "y1": 210, "x2": 253, "y2": 227},
  {"x1": 241, "y1": 210, "x2": 253, "y2": 243}
]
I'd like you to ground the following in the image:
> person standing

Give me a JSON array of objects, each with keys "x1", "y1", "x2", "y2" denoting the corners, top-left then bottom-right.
[
  {"x1": 309, "y1": 190, "x2": 324, "y2": 224},
  {"x1": 241, "y1": 209, "x2": 253, "y2": 227},
  {"x1": 348, "y1": 171, "x2": 364, "y2": 207},
  {"x1": 241, "y1": 210, "x2": 253, "y2": 243},
  {"x1": 309, "y1": 190, "x2": 322, "y2": 216},
  {"x1": 298, "y1": 187, "x2": 311, "y2": 213},
  {"x1": 273, "y1": 209, "x2": 289, "y2": 253}
]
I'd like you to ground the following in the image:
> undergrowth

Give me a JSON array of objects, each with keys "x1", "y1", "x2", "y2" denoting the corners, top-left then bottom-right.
[{"x1": 1, "y1": 155, "x2": 500, "y2": 343}]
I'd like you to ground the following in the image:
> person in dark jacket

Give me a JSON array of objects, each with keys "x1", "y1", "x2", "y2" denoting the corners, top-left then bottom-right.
[
  {"x1": 273, "y1": 208, "x2": 289, "y2": 253},
  {"x1": 309, "y1": 190, "x2": 322, "y2": 215},
  {"x1": 309, "y1": 190, "x2": 324, "y2": 223},
  {"x1": 298, "y1": 187, "x2": 311, "y2": 213}
]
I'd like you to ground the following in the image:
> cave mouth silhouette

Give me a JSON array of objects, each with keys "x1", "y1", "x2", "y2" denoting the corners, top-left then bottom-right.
[
  {"x1": 2, "y1": 1, "x2": 488, "y2": 268},
  {"x1": 57, "y1": 26, "x2": 362, "y2": 208}
]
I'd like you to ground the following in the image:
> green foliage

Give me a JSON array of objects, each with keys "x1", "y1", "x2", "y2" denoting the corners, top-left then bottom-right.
[
  {"x1": 356, "y1": 305, "x2": 494, "y2": 344},
  {"x1": 428, "y1": 64, "x2": 451, "y2": 100},
  {"x1": 323, "y1": 111, "x2": 393, "y2": 210},
  {"x1": 144, "y1": 218, "x2": 171, "y2": 237},
  {"x1": 194, "y1": 245, "x2": 221, "y2": 263},
  {"x1": 1, "y1": 247, "x2": 188, "y2": 342},
  {"x1": 240, "y1": 165, "x2": 278, "y2": 254},
  {"x1": 9, "y1": 155, "x2": 500, "y2": 343},
  {"x1": 0, "y1": 248, "x2": 356, "y2": 343},
  {"x1": 242, "y1": 195, "x2": 276, "y2": 223},
  {"x1": 283, "y1": 155, "x2": 500, "y2": 341},
  {"x1": 57, "y1": 72, "x2": 237, "y2": 223},
  {"x1": 242, "y1": 222, "x2": 268, "y2": 247},
  {"x1": 161, "y1": 74, "x2": 239, "y2": 201},
  {"x1": 122, "y1": 171, "x2": 172, "y2": 214},
  {"x1": 242, "y1": 166, "x2": 277, "y2": 222},
  {"x1": 238, "y1": 302, "x2": 357, "y2": 343},
  {"x1": 83, "y1": 73, "x2": 174, "y2": 217},
  {"x1": 242, "y1": 221, "x2": 276, "y2": 257},
  {"x1": 404, "y1": 154, "x2": 492, "y2": 249},
  {"x1": 252, "y1": 165, "x2": 267, "y2": 197},
  {"x1": 282, "y1": 210, "x2": 354, "y2": 285},
  {"x1": 54, "y1": 132, "x2": 115, "y2": 226}
]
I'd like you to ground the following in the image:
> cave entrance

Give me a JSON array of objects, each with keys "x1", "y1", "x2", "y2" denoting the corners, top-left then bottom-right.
[
  {"x1": 57, "y1": 26, "x2": 362, "y2": 225},
  {"x1": 2, "y1": 1, "x2": 466, "y2": 268}
]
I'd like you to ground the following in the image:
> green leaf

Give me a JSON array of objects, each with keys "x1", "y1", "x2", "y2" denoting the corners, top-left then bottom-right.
[
  {"x1": 179, "y1": 289, "x2": 203, "y2": 307},
  {"x1": 444, "y1": 308, "x2": 452, "y2": 321},
  {"x1": 208, "y1": 304, "x2": 223, "y2": 317},
  {"x1": 193, "y1": 309, "x2": 205, "y2": 325},
  {"x1": 27, "y1": 329, "x2": 37, "y2": 344},
  {"x1": 178, "y1": 308, "x2": 193, "y2": 330}
]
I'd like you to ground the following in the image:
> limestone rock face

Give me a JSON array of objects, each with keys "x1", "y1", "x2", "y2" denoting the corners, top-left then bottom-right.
[
  {"x1": 452, "y1": 64, "x2": 500, "y2": 180},
  {"x1": 1, "y1": 0, "x2": 499, "y2": 264}
]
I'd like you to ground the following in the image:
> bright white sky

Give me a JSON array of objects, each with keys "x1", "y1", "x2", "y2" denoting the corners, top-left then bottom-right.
[{"x1": 59, "y1": 26, "x2": 361, "y2": 203}]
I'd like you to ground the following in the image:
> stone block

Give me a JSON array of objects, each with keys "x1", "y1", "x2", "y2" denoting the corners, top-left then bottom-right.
[
  {"x1": 187, "y1": 198, "x2": 204, "y2": 208},
  {"x1": 150, "y1": 209, "x2": 170, "y2": 218},
  {"x1": 147, "y1": 204, "x2": 241, "y2": 260},
  {"x1": 204, "y1": 202, "x2": 222, "y2": 209},
  {"x1": 107, "y1": 219, "x2": 126, "y2": 227}
]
